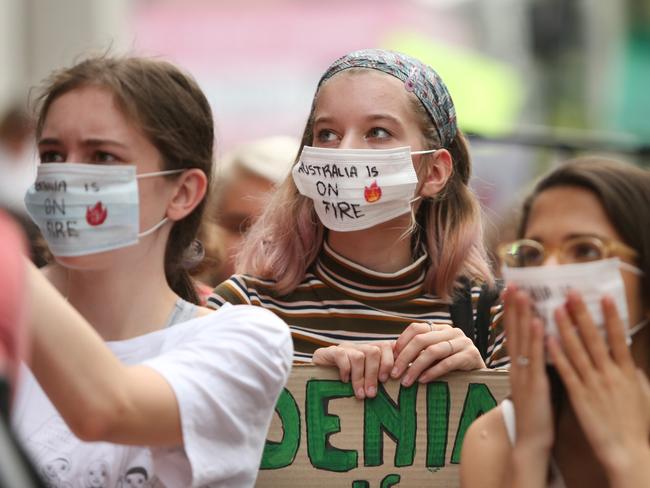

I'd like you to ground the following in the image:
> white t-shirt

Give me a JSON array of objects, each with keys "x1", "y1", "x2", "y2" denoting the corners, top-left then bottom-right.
[{"x1": 12, "y1": 303, "x2": 293, "y2": 488}]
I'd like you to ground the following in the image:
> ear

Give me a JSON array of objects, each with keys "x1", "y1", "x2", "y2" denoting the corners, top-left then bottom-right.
[
  {"x1": 419, "y1": 149, "x2": 453, "y2": 199},
  {"x1": 166, "y1": 169, "x2": 208, "y2": 221}
]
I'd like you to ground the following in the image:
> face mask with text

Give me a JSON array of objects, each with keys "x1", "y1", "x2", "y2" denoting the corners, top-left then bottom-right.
[
  {"x1": 24, "y1": 163, "x2": 182, "y2": 257},
  {"x1": 292, "y1": 146, "x2": 434, "y2": 232}
]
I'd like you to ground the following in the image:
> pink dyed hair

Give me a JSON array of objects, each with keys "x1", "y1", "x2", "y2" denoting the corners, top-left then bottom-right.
[{"x1": 237, "y1": 70, "x2": 493, "y2": 299}]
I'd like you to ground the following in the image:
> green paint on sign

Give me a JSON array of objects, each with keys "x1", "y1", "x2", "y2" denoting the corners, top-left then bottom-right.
[
  {"x1": 363, "y1": 383, "x2": 417, "y2": 467},
  {"x1": 306, "y1": 380, "x2": 358, "y2": 472},
  {"x1": 450, "y1": 383, "x2": 497, "y2": 464},
  {"x1": 426, "y1": 382, "x2": 450, "y2": 467},
  {"x1": 380, "y1": 474, "x2": 401, "y2": 487},
  {"x1": 261, "y1": 388, "x2": 301, "y2": 469}
]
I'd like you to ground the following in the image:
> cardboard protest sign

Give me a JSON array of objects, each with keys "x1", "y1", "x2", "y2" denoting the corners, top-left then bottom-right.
[{"x1": 257, "y1": 366, "x2": 509, "y2": 487}]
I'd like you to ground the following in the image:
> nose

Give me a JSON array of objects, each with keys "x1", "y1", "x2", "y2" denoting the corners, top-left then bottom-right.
[
  {"x1": 338, "y1": 132, "x2": 369, "y2": 150},
  {"x1": 542, "y1": 252, "x2": 561, "y2": 266}
]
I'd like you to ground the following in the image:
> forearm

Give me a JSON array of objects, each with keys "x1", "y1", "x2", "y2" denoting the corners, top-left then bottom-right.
[
  {"x1": 510, "y1": 445, "x2": 550, "y2": 488},
  {"x1": 26, "y1": 260, "x2": 133, "y2": 440}
]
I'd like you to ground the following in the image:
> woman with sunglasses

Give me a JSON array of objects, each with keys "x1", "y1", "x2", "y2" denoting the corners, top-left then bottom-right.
[{"x1": 460, "y1": 157, "x2": 650, "y2": 488}]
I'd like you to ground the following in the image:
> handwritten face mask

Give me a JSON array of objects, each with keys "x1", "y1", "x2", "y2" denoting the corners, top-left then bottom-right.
[
  {"x1": 502, "y1": 258, "x2": 644, "y2": 341},
  {"x1": 24, "y1": 163, "x2": 183, "y2": 257},
  {"x1": 292, "y1": 146, "x2": 434, "y2": 232}
]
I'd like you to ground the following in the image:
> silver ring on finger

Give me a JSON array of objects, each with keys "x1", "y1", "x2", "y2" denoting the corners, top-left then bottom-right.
[
  {"x1": 516, "y1": 355, "x2": 530, "y2": 367},
  {"x1": 446, "y1": 339, "x2": 454, "y2": 355},
  {"x1": 426, "y1": 321, "x2": 433, "y2": 332}
]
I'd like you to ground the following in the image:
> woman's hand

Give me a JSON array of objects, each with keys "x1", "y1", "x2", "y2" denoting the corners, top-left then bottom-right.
[
  {"x1": 312, "y1": 341, "x2": 394, "y2": 400},
  {"x1": 548, "y1": 292, "x2": 650, "y2": 486},
  {"x1": 390, "y1": 322, "x2": 485, "y2": 387},
  {"x1": 502, "y1": 287, "x2": 554, "y2": 488}
]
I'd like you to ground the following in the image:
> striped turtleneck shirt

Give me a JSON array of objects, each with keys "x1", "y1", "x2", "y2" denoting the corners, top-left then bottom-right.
[{"x1": 207, "y1": 242, "x2": 507, "y2": 366}]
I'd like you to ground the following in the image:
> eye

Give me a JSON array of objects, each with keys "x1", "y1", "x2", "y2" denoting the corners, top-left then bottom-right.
[
  {"x1": 566, "y1": 240, "x2": 603, "y2": 262},
  {"x1": 40, "y1": 151, "x2": 64, "y2": 163},
  {"x1": 367, "y1": 127, "x2": 391, "y2": 139},
  {"x1": 94, "y1": 151, "x2": 119, "y2": 163},
  {"x1": 316, "y1": 129, "x2": 338, "y2": 144}
]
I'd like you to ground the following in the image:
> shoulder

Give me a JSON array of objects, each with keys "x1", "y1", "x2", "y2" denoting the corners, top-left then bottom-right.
[
  {"x1": 206, "y1": 274, "x2": 257, "y2": 308},
  {"x1": 459, "y1": 404, "x2": 511, "y2": 488},
  {"x1": 168, "y1": 304, "x2": 292, "y2": 356}
]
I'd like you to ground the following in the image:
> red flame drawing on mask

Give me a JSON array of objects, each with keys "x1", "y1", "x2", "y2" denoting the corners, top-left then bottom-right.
[
  {"x1": 364, "y1": 181, "x2": 382, "y2": 203},
  {"x1": 86, "y1": 202, "x2": 108, "y2": 226}
]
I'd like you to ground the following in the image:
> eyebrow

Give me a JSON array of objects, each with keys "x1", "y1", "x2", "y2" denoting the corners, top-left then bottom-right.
[
  {"x1": 527, "y1": 232, "x2": 606, "y2": 242},
  {"x1": 313, "y1": 113, "x2": 404, "y2": 127},
  {"x1": 38, "y1": 137, "x2": 129, "y2": 149}
]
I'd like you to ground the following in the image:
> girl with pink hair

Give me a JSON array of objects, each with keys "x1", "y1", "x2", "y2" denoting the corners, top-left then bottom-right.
[{"x1": 209, "y1": 49, "x2": 507, "y2": 400}]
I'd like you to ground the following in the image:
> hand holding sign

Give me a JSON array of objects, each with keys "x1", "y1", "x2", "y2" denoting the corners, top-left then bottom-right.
[
  {"x1": 313, "y1": 341, "x2": 394, "y2": 400},
  {"x1": 391, "y1": 322, "x2": 485, "y2": 386},
  {"x1": 548, "y1": 292, "x2": 650, "y2": 482}
]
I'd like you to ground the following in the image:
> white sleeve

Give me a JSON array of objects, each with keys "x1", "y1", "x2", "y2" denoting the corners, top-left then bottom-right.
[{"x1": 142, "y1": 305, "x2": 292, "y2": 488}]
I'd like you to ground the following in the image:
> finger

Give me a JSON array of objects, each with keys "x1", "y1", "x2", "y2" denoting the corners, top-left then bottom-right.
[
  {"x1": 348, "y1": 350, "x2": 366, "y2": 400},
  {"x1": 529, "y1": 317, "x2": 546, "y2": 375},
  {"x1": 378, "y1": 341, "x2": 394, "y2": 383},
  {"x1": 547, "y1": 335, "x2": 582, "y2": 394},
  {"x1": 401, "y1": 339, "x2": 455, "y2": 386},
  {"x1": 313, "y1": 346, "x2": 354, "y2": 383},
  {"x1": 554, "y1": 305, "x2": 594, "y2": 382},
  {"x1": 601, "y1": 296, "x2": 634, "y2": 370},
  {"x1": 636, "y1": 369, "x2": 650, "y2": 403},
  {"x1": 514, "y1": 290, "x2": 532, "y2": 362},
  {"x1": 566, "y1": 291, "x2": 611, "y2": 369},
  {"x1": 392, "y1": 327, "x2": 458, "y2": 379},
  {"x1": 361, "y1": 345, "x2": 381, "y2": 398},
  {"x1": 502, "y1": 286, "x2": 520, "y2": 371},
  {"x1": 418, "y1": 350, "x2": 471, "y2": 382},
  {"x1": 394, "y1": 322, "x2": 449, "y2": 356}
]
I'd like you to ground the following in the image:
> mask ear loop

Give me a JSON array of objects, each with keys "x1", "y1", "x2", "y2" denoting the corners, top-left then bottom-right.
[
  {"x1": 136, "y1": 168, "x2": 185, "y2": 179},
  {"x1": 139, "y1": 217, "x2": 169, "y2": 238},
  {"x1": 402, "y1": 149, "x2": 439, "y2": 246},
  {"x1": 136, "y1": 168, "x2": 185, "y2": 237}
]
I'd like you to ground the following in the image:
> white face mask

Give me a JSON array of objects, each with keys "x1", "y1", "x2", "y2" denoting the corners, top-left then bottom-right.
[
  {"x1": 292, "y1": 146, "x2": 435, "y2": 232},
  {"x1": 24, "y1": 163, "x2": 183, "y2": 257},
  {"x1": 502, "y1": 258, "x2": 644, "y2": 340}
]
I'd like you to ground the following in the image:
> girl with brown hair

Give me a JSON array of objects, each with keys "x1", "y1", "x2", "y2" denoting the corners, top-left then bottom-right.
[
  {"x1": 461, "y1": 158, "x2": 650, "y2": 488},
  {"x1": 13, "y1": 56, "x2": 291, "y2": 487}
]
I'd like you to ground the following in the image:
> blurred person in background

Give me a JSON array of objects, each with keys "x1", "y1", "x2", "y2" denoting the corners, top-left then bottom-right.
[
  {"x1": 461, "y1": 158, "x2": 650, "y2": 488},
  {"x1": 193, "y1": 135, "x2": 298, "y2": 292},
  {"x1": 0, "y1": 103, "x2": 36, "y2": 214},
  {"x1": 0, "y1": 103, "x2": 48, "y2": 267}
]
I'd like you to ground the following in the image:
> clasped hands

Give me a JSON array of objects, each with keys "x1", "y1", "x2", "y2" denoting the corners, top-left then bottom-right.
[{"x1": 313, "y1": 322, "x2": 485, "y2": 400}]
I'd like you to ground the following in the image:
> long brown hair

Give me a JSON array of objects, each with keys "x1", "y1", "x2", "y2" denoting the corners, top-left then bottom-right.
[{"x1": 34, "y1": 55, "x2": 214, "y2": 303}]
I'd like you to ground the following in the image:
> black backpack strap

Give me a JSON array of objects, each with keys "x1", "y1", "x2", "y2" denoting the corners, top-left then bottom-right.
[
  {"x1": 449, "y1": 277, "x2": 474, "y2": 340},
  {"x1": 474, "y1": 280, "x2": 504, "y2": 361},
  {"x1": 449, "y1": 278, "x2": 504, "y2": 361}
]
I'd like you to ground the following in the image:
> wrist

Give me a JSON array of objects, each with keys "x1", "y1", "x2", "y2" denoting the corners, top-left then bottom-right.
[
  {"x1": 605, "y1": 444, "x2": 650, "y2": 487},
  {"x1": 511, "y1": 444, "x2": 551, "y2": 487}
]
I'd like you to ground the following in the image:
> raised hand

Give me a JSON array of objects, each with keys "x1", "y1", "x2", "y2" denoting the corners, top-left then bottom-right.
[{"x1": 548, "y1": 292, "x2": 650, "y2": 486}]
